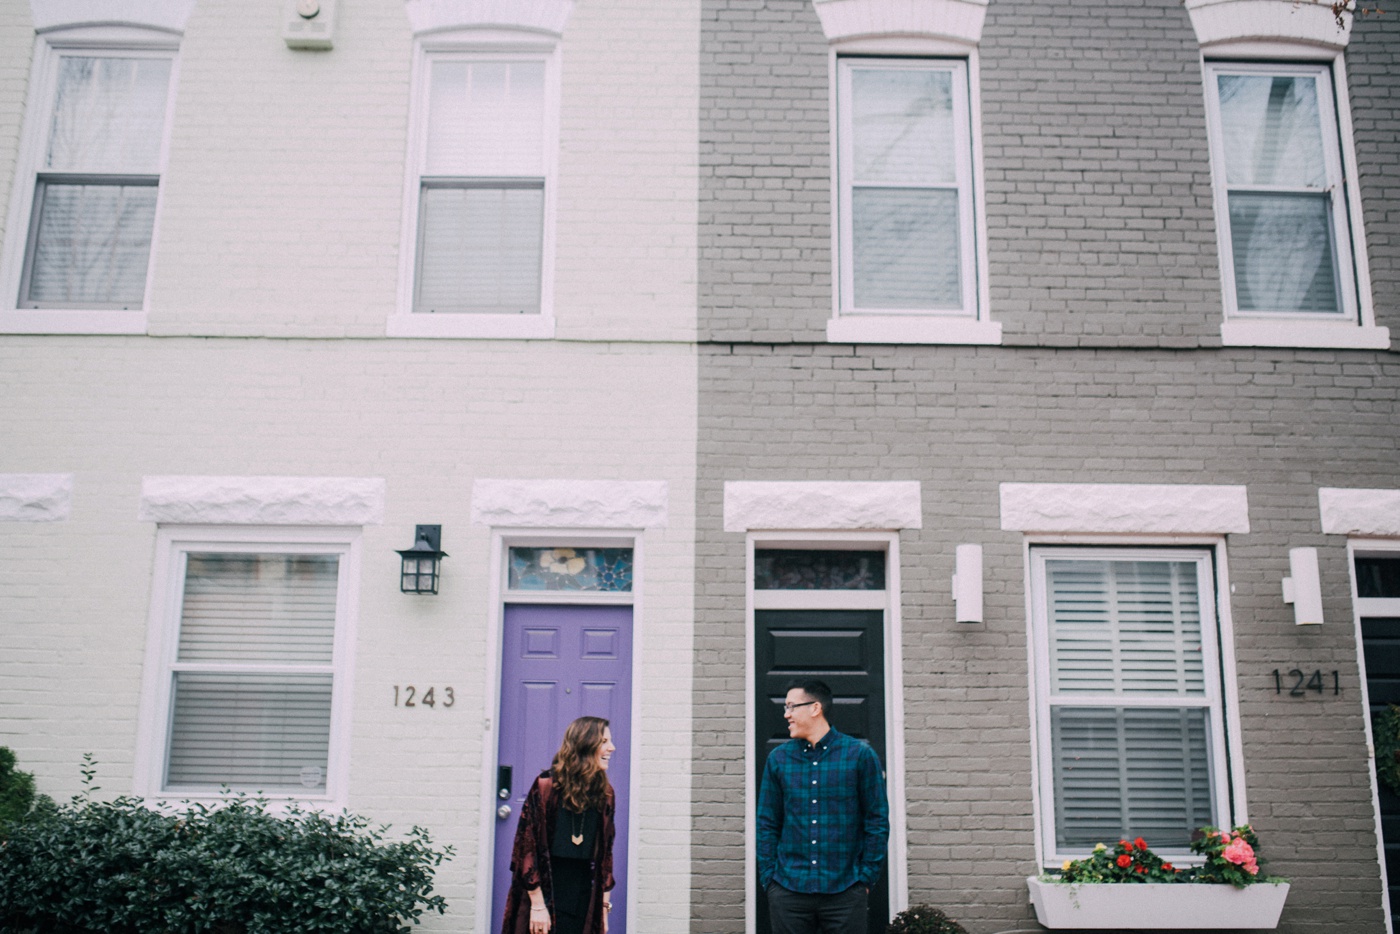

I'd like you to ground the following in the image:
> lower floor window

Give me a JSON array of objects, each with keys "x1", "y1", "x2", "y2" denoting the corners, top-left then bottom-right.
[
  {"x1": 147, "y1": 539, "x2": 355, "y2": 797},
  {"x1": 1031, "y1": 547, "x2": 1232, "y2": 860}
]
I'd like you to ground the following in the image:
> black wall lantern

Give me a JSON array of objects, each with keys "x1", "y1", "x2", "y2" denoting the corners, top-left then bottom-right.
[{"x1": 397, "y1": 525, "x2": 447, "y2": 594}]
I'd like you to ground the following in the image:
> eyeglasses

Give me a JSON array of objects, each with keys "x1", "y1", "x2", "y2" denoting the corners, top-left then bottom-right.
[{"x1": 783, "y1": 701, "x2": 818, "y2": 713}]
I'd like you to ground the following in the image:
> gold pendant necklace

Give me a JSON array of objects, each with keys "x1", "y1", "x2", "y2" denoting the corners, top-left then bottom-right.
[{"x1": 570, "y1": 809, "x2": 584, "y2": 847}]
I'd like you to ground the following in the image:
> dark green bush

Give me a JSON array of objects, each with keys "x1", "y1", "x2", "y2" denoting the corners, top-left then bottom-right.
[
  {"x1": 0, "y1": 747, "x2": 48, "y2": 827},
  {"x1": 0, "y1": 761, "x2": 453, "y2": 934},
  {"x1": 886, "y1": 904, "x2": 968, "y2": 934}
]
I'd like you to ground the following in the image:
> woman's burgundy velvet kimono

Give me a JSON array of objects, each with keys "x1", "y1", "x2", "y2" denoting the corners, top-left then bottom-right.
[{"x1": 501, "y1": 771, "x2": 616, "y2": 934}]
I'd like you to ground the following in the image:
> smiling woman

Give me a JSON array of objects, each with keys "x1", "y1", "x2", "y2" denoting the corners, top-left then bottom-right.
[{"x1": 500, "y1": 717, "x2": 619, "y2": 934}]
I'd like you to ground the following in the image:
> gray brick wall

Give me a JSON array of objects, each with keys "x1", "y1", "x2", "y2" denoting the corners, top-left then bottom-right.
[
  {"x1": 1349, "y1": 13, "x2": 1400, "y2": 335},
  {"x1": 695, "y1": 0, "x2": 1400, "y2": 931},
  {"x1": 693, "y1": 345, "x2": 1399, "y2": 932}
]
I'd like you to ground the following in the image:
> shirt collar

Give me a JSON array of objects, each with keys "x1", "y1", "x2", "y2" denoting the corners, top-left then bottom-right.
[{"x1": 802, "y1": 726, "x2": 840, "y2": 754}]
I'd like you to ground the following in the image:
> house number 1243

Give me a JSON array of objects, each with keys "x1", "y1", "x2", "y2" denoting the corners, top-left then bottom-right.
[
  {"x1": 393, "y1": 685, "x2": 455, "y2": 708},
  {"x1": 1272, "y1": 669, "x2": 1340, "y2": 696}
]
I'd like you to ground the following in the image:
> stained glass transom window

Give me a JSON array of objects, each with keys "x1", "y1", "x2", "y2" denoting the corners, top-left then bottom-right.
[
  {"x1": 753, "y1": 550, "x2": 886, "y2": 590},
  {"x1": 508, "y1": 547, "x2": 633, "y2": 592}
]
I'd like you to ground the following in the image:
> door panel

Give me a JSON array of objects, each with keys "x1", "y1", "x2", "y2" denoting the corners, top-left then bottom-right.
[
  {"x1": 493, "y1": 604, "x2": 633, "y2": 934},
  {"x1": 755, "y1": 609, "x2": 888, "y2": 934},
  {"x1": 1364, "y1": 616, "x2": 1400, "y2": 922}
]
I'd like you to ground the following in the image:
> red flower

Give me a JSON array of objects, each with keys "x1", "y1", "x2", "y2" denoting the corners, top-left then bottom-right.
[
  {"x1": 1116, "y1": 854, "x2": 1132, "y2": 868},
  {"x1": 1119, "y1": 839, "x2": 1133, "y2": 851},
  {"x1": 1135, "y1": 865, "x2": 1146, "y2": 874},
  {"x1": 1163, "y1": 863, "x2": 1175, "y2": 872},
  {"x1": 1134, "y1": 837, "x2": 1148, "y2": 851}
]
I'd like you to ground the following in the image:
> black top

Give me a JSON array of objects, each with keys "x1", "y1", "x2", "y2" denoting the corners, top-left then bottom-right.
[{"x1": 551, "y1": 804, "x2": 599, "y2": 859}]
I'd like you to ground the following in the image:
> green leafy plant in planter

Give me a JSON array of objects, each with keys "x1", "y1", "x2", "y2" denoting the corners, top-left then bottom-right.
[
  {"x1": 0, "y1": 757, "x2": 454, "y2": 934},
  {"x1": 886, "y1": 904, "x2": 968, "y2": 934},
  {"x1": 1050, "y1": 825, "x2": 1279, "y2": 888}
]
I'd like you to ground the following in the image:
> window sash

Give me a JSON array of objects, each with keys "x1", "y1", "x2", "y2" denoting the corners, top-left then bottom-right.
[
  {"x1": 1204, "y1": 61, "x2": 1356, "y2": 320},
  {"x1": 413, "y1": 178, "x2": 545, "y2": 314},
  {"x1": 19, "y1": 175, "x2": 159, "y2": 309},
  {"x1": 1032, "y1": 548, "x2": 1231, "y2": 860},
  {"x1": 836, "y1": 58, "x2": 977, "y2": 317}
]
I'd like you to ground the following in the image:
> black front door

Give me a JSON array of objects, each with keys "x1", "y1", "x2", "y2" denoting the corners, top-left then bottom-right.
[
  {"x1": 1358, "y1": 554, "x2": 1400, "y2": 924},
  {"x1": 755, "y1": 608, "x2": 888, "y2": 934}
]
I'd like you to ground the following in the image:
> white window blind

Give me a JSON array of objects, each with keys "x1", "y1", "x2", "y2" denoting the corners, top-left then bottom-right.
[
  {"x1": 415, "y1": 59, "x2": 546, "y2": 315},
  {"x1": 1036, "y1": 551, "x2": 1227, "y2": 855},
  {"x1": 21, "y1": 55, "x2": 172, "y2": 309},
  {"x1": 837, "y1": 59, "x2": 976, "y2": 316},
  {"x1": 164, "y1": 553, "x2": 339, "y2": 792},
  {"x1": 1206, "y1": 64, "x2": 1354, "y2": 318}
]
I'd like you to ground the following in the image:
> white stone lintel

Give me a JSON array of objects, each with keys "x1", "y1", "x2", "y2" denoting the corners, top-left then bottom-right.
[
  {"x1": 724, "y1": 481, "x2": 923, "y2": 532},
  {"x1": 405, "y1": 0, "x2": 574, "y2": 37},
  {"x1": 31, "y1": 0, "x2": 196, "y2": 34},
  {"x1": 1000, "y1": 483, "x2": 1250, "y2": 534},
  {"x1": 0, "y1": 474, "x2": 74, "y2": 522},
  {"x1": 813, "y1": 0, "x2": 988, "y2": 45},
  {"x1": 471, "y1": 479, "x2": 669, "y2": 529},
  {"x1": 139, "y1": 476, "x2": 386, "y2": 526},
  {"x1": 1319, "y1": 488, "x2": 1400, "y2": 537},
  {"x1": 1185, "y1": 0, "x2": 1350, "y2": 50}
]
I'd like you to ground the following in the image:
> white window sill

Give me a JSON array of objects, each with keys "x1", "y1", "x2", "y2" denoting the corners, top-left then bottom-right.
[
  {"x1": 826, "y1": 314, "x2": 1002, "y2": 345},
  {"x1": 1220, "y1": 319, "x2": 1390, "y2": 350},
  {"x1": 386, "y1": 313, "x2": 555, "y2": 340},
  {"x1": 0, "y1": 309, "x2": 147, "y2": 335}
]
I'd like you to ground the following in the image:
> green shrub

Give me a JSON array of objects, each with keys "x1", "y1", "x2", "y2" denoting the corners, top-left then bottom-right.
[
  {"x1": 0, "y1": 747, "x2": 47, "y2": 827},
  {"x1": 886, "y1": 904, "x2": 968, "y2": 934},
  {"x1": 0, "y1": 761, "x2": 453, "y2": 934}
]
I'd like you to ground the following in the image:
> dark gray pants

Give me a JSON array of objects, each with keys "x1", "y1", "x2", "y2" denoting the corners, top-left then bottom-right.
[{"x1": 765, "y1": 883, "x2": 867, "y2": 934}]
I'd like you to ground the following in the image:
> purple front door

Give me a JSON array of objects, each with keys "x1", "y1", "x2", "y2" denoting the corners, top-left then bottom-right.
[{"x1": 492, "y1": 603, "x2": 633, "y2": 934}]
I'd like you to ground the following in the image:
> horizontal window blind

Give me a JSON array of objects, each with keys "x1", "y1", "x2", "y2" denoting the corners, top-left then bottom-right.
[
  {"x1": 1046, "y1": 559, "x2": 1204, "y2": 696},
  {"x1": 1051, "y1": 706, "x2": 1213, "y2": 850},
  {"x1": 166, "y1": 673, "x2": 332, "y2": 790},
  {"x1": 165, "y1": 552, "x2": 340, "y2": 792},
  {"x1": 178, "y1": 554, "x2": 337, "y2": 664}
]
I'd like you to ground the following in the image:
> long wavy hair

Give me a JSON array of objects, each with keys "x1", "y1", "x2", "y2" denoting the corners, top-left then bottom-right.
[{"x1": 551, "y1": 716, "x2": 611, "y2": 813}]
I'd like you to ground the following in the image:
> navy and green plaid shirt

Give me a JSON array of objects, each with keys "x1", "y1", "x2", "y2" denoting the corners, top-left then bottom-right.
[{"x1": 756, "y1": 727, "x2": 890, "y2": 894}]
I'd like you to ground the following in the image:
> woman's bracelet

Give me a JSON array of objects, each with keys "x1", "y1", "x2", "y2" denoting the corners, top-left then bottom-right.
[{"x1": 530, "y1": 906, "x2": 548, "y2": 914}]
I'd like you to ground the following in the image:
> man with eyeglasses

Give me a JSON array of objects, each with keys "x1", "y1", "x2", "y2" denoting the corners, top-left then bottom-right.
[{"x1": 757, "y1": 679, "x2": 889, "y2": 934}]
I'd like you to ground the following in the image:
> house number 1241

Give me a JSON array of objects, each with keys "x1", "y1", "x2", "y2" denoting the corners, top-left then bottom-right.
[
  {"x1": 393, "y1": 685, "x2": 455, "y2": 708},
  {"x1": 1272, "y1": 669, "x2": 1340, "y2": 696}
]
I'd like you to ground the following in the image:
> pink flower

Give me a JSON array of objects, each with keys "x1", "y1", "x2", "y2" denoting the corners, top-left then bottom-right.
[{"x1": 1222, "y1": 837, "x2": 1255, "y2": 866}]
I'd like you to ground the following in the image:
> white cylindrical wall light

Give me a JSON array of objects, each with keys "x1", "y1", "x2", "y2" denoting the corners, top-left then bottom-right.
[
  {"x1": 1282, "y1": 546, "x2": 1324, "y2": 626},
  {"x1": 953, "y1": 544, "x2": 984, "y2": 624}
]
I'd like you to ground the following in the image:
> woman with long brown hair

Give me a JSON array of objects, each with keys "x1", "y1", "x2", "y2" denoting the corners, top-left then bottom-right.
[{"x1": 501, "y1": 716, "x2": 618, "y2": 934}]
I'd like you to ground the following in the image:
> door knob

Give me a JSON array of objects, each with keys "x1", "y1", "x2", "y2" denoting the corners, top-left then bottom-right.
[{"x1": 497, "y1": 804, "x2": 512, "y2": 820}]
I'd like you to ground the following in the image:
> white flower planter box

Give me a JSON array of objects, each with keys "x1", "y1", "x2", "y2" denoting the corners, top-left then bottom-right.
[{"x1": 1026, "y1": 876, "x2": 1290, "y2": 929}]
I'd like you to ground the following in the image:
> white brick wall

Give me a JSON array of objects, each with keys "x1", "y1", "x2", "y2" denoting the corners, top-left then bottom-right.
[{"x1": 0, "y1": 337, "x2": 697, "y2": 933}]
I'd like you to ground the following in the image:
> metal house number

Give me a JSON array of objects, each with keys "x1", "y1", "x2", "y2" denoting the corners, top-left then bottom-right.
[
  {"x1": 393, "y1": 685, "x2": 456, "y2": 708},
  {"x1": 1272, "y1": 669, "x2": 1340, "y2": 697}
]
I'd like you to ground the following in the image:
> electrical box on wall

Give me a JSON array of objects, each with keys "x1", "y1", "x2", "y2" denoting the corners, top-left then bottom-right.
[{"x1": 283, "y1": 0, "x2": 336, "y2": 50}]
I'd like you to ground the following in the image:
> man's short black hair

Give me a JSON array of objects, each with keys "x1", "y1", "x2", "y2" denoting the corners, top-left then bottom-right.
[{"x1": 787, "y1": 679, "x2": 833, "y2": 719}]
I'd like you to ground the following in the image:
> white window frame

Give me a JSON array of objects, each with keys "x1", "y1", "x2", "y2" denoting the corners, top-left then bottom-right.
[
  {"x1": 1026, "y1": 540, "x2": 1244, "y2": 867},
  {"x1": 741, "y1": 531, "x2": 908, "y2": 933},
  {"x1": 1202, "y1": 49, "x2": 1387, "y2": 350},
  {"x1": 1346, "y1": 537, "x2": 1400, "y2": 934},
  {"x1": 389, "y1": 31, "x2": 560, "y2": 340},
  {"x1": 827, "y1": 42, "x2": 998, "y2": 346},
  {"x1": 133, "y1": 525, "x2": 361, "y2": 806},
  {"x1": 0, "y1": 26, "x2": 179, "y2": 334}
]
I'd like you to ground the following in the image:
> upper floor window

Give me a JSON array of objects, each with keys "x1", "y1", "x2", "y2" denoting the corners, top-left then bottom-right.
[
  {"x1": 391, "y1": 43, "x2": 558, "y2": 339},
  {"x1": 1205, "y1": 62, "x2": 1354, "y2": 320},
  {"x1": 1, "y1": 36, "x2": 176, "y2": 329},
  {"x1": 837, "y1": 58, "x2": 976, "y2": 318}
]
